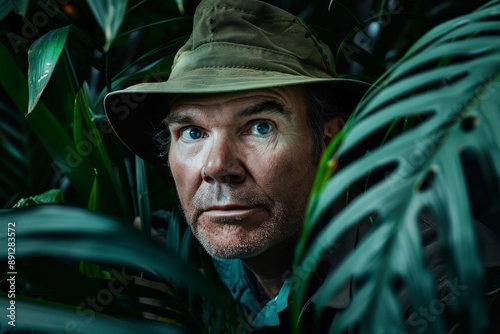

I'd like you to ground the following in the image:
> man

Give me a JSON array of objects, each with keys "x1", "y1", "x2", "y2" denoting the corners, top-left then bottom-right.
[
  {"x1": 104, "y1": 0, "x2": 500, "y2": 332},
  {"x1": 105, "y1": 0, "x2": 361, "y2": 329}
]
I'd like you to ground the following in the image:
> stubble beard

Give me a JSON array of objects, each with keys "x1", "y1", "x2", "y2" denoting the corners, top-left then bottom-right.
[{"x1": 186, "y1": 192, "x2": 306, "y2": 259}]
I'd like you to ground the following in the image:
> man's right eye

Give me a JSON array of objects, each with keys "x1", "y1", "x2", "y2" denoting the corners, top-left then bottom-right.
[{"x1": 180, "y1": 127, "x2": 203, "y2": 141}]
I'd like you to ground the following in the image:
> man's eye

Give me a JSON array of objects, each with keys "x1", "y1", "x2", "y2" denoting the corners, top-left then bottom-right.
[
  {"x1": 180, "y1": 127, "x2": 203, "y2": 141},
  {"x1": 250, "y1": 121, "x2": 273, "y2": 135}
]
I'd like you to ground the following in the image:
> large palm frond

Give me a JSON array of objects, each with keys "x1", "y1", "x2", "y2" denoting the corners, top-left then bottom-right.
[{"x1": 293, "y1": 1, "x2": 500, "y2": 333}]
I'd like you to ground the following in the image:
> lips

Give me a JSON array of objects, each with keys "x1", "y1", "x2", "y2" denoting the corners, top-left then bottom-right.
[
  {"x1": 205, "y1": 204, "x2": 254, "y2": 211},
  {"x1": 201, "y1": 204, "x2": 263, "y2": 220}
]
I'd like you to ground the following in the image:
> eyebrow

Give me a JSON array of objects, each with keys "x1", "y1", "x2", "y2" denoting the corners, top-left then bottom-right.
[
  {"x1": 163, "y1": 113, "x2": 194, "y2": 127},
  {"x1": 164, "y1": 100, "x2": 291, "y2": 126},
  {"x1": 237, "y1": 101, "x2": 291, "y2": 121}
]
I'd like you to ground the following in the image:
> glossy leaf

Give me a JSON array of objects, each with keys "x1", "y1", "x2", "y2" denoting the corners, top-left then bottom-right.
[
  {"x1": 85, "y1": 0, "x2": 128, "y2": 51},
  {"x1": 27, "y1": 25, "x2": 71, "y2": 114}
]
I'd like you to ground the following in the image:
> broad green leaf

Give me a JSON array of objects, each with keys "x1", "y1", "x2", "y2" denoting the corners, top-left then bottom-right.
[
  {"x1": 0, "y1": 0, "x2": 13, "y2": 20},
  {"x1": 13, "y1": 188, "x2": 65, "y2": 207},
  {"x1": 85, "y1": 0, "x2": 128, "y2": 52},
  {"x1": 27, "y1": 25, "x2": 71, "y2": 114},
  {"x1": 11, "y1": 0, "x2": 28, "y2": 15},
  {"x1": 0, "y1": 204, "x2": 238, "y2": 332}
]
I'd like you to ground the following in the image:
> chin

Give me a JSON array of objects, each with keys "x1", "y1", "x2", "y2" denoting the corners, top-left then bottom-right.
[
  {"x1": 191, "y1": 215, "x2": 301, "y2": 259},
  {"x1": 203, "y1": 243, "x2": 268, "y2": 259}
]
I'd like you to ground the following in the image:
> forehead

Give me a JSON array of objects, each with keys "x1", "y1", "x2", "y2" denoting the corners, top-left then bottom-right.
[{"x1": 168, "y1": 86, "x2": 306, "y2": 116}]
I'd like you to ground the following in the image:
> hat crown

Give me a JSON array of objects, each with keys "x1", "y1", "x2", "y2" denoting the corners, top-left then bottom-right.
[{"x1": 171, "y1": 0, "x2": 336, "y2": 79}]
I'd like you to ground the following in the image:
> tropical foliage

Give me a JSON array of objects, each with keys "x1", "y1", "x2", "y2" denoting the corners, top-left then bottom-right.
[
  {"x1": 293, "y1": 1, "x2": 500, "y2": 333},
  {"x1": 1, "y1": 0, "x2": 498, "y2": 333}
]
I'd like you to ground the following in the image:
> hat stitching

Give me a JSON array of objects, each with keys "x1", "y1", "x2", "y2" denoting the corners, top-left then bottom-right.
[
  {"x1": 176, "y1": 66, "x2": 331, "y2": 79},
  {"x1": 193, "y1": 41, "x2": 317, "y2": 60}
]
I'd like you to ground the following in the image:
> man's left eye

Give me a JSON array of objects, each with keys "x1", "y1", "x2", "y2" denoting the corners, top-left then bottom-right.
[{"x1": 249, "y1": 121, "x2": 273, "y2": 135}]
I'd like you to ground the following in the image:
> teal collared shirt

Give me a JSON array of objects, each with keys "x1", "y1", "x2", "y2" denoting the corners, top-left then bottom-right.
[{"x1": 212, "y1": 257, "x2": 291, "y2": 329}]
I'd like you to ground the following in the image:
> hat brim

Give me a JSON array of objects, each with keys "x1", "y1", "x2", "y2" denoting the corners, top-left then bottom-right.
[{"x1": 104, "y1": 71, "x2": 373, "y2": 165}]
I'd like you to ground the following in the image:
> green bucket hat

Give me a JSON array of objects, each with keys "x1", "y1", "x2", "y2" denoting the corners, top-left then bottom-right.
[{"x1": 104, "y1": 0, "x2": 372, "y2": 165}]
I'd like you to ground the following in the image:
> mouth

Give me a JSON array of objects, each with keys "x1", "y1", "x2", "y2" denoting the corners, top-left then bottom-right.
[{"x1": 202, "y1": 204, "x2": 261, "y2": 219}]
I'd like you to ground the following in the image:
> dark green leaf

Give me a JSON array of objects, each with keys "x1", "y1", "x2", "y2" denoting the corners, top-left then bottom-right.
[{"x1": 27, "y1": 25, "x2": 71, "y2": 114}]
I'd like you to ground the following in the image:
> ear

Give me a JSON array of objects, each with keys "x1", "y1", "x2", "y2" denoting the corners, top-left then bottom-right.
[{"x1": 323, "y1": 116, "x2": 345, "y2": 147}]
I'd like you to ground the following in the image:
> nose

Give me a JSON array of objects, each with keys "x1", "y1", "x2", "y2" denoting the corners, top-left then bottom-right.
[{"x1": 202, "y1": 137, "x2": 245, "y2": 184}]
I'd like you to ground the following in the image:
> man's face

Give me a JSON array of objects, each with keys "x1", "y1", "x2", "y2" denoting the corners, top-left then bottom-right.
[{"x1": 167, "y1": 86, "x2": 318, "y2": 259}]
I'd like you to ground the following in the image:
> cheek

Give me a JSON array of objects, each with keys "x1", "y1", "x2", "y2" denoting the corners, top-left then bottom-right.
[
  {"x1": 169, "y1": 149, "x2": 199, "y2": 207},
  {"x1": 254, "y1": 144, "x2": 317, "y2": 201}
]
